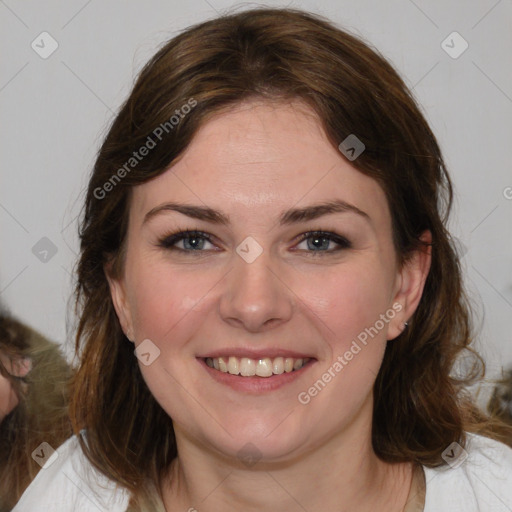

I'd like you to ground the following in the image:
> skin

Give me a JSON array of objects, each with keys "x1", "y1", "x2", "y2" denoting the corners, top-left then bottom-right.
[
  {"x1": 0, "y1": 372, "x2": 18, "y2": 422},
  {"x1": 107, "y1": 98, "x2": 432, "y2": 511},
  {"x1": 0, "y1": 352, "x2": 31, "y2": 422}
]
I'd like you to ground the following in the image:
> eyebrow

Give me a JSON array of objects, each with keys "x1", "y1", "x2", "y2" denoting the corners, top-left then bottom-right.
[{"x1": 143, "y1": 199, "x2": 370, "y2": 227}]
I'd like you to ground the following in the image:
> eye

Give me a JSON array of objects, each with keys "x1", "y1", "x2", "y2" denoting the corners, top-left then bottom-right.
[
  {"x1": 157, "y1": 229, "x2": 352, "y2": 256},
  {"x1": 158, "y1": 230, "x2": 217, "y2": 253},
  {"x1": 294, "y1": 231, "x2": 351, "y2": 255}
]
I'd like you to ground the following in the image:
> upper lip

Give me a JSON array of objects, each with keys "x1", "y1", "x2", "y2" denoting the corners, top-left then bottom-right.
[{"x1": 198, "y1": 348, "x2": 315, "y2": 359}]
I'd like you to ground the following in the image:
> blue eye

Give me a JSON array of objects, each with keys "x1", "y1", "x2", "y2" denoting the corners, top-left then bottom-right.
[
  {"x1": 295, "y1": 231, "x2": 351, "y2": 255},
  {"x1": 158, "y1": 230, "x2": 214, "y2": 252},
  {"x1": 157, "y1": 229, "x2": 351, "y2": 255}
]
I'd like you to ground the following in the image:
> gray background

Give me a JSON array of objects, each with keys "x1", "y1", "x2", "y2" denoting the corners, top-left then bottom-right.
[{"x1": 1, "y1": 0, "x2": 511, "y2": 407}]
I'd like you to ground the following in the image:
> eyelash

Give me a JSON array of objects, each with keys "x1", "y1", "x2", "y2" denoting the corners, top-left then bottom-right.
[{"x1": 157, "y1": 228, "x2": 352, "y2": 256}]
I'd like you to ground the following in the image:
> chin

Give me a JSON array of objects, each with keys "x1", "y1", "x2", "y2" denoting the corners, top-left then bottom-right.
[{"x1": 198, "y1": 415, "x2": 311, "y2": 465}]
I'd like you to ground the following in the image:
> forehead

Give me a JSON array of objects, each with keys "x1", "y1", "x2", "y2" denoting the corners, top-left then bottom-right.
[{"x1": 130, "y1": 99, "x2": 390, "y2": 229}]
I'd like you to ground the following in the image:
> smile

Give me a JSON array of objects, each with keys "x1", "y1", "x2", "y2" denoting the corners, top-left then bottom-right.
[{"x1": 205, "y1": 356, "x2": 311, "y2": 377}]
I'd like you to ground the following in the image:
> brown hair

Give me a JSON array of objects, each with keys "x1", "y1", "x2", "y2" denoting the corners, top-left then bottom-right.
[
  {"x1": 488, "y1": 368, "x2": 512, "y2": 439},
  {"x1": 0, "y1": 311, "x2": 72, "y2": 511},
  {"x1": 70, "y1": 6, "x2": 512, "y2": 508}
]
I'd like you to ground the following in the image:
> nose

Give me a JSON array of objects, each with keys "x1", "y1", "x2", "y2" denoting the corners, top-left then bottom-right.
[{"x1": 218, "y1": 248, "x2": 294, "y2": 333}]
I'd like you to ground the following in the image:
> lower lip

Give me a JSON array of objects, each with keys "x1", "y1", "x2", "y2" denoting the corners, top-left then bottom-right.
[{"x1": 197, "y1": 358, "x2": 316, "y2": 393}]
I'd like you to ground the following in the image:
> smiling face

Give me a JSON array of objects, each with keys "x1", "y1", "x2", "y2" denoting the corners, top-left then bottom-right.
[{"x1": 107, "y1": 98, "x2": 430, "y2": 462}]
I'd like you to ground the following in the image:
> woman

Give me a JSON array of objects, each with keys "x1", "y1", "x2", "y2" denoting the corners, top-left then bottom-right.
[
  {"x1": 14, "y1": 7, "x2": 512, "y2": 512},
  {"x1": 0, "y1": 310, "x2": 71, "y2": 511}
]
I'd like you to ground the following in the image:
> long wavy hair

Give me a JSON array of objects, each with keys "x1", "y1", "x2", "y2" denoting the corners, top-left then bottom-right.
[
  {"x1": 0, "y1": 311, "x2": 72, "y2": 511},
  {"x1": 69, "y1": 7, "x2": 512, "y2": 509}
]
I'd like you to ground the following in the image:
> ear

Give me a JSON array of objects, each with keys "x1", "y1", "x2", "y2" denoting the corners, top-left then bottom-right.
[
  {"x1": 104, "y1": 263, "x2": 135, "y2": 343},
  {"x1": 0, "y1": 352, "x2": 32, "y2": 377},
  {"x1": 11, "y1": 357, "x2": 32, "y2": 378},
  {"x1": 387, "y1": 230, "x2": 432, "y2": 340}
]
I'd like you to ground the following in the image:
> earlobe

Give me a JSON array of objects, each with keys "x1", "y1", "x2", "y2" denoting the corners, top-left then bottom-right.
[
  {"x1": 388, "y1": 230, "x2": 432, "y2": 340},
  {"x1": 105, "y1": 267, "x2": 135, "y2": 342}
]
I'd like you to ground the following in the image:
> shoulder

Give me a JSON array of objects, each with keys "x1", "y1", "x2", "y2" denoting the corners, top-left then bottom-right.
[
  {"x1": 423, "y1": 432, "x2": 512, "y2": 511},
  {"x1": 12, "y1": 433, "x2": 131, "y2": 512}
]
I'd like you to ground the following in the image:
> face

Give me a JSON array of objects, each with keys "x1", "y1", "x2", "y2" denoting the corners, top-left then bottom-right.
[
  {"x1": 0, "y1": 373, "x2": 18, "y2": 422},
  {"x1": 108, "y1": 99, "x2": 430, "y2": 462},
  {"x1": 0, "y1": 351, "x2": 31, "y2": 422}
]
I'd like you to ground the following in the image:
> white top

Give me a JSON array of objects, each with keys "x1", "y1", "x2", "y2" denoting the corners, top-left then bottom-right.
[
  {"x1": 13, "y1": 431, "x2": 512, "y2": 511},
  {"x1": 13, "y1": 432, "x2": 130, "y2": 512}
]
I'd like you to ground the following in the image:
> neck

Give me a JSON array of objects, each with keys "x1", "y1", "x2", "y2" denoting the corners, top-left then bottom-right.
[{"x1": 161, "y1": 394, "x2": 413, "y2": 512}]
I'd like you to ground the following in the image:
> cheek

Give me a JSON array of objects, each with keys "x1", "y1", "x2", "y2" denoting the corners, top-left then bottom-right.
[
  {"x1": 300, "y1": 262, "x2": 394, "y2": 347},
  {"x1": 292, "y1": 267, "x2": 393, "y2": 420},
  {"x1": 127, "y1": 252, "x2": 395, "y2": 355},
  {"x1": 126, "y1": 258, "x2": 212, "y2": 349},
  {"x1": 296, "y1": 263, "x2": 394, "y2": 400},
  {"x1": 0, "y1": 375, "x2": 18, "y2": 421}
]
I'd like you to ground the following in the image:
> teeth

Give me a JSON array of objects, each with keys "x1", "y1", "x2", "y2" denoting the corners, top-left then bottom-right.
[
  {"x1": 255, "y1": 358, "x2": 273, "y2": 377},
  {"x1": 293, "y1": 358, "x2": 303, "y2": 370},
  {"x1": 272, "y1": 357, "x2": 284, "y2": 375},
  {"x1": 205, "y1": 356, "x2": 310, "y2": 377},
  {"x1": 218, "y1": 357, "x2": 228, "y2": 373},
  {"x1": 227, "y1": 356, "x2": 239, "y2": 375},
  {"x1": 240, "y1": 357, "x2": 256, "y2": 376}
]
